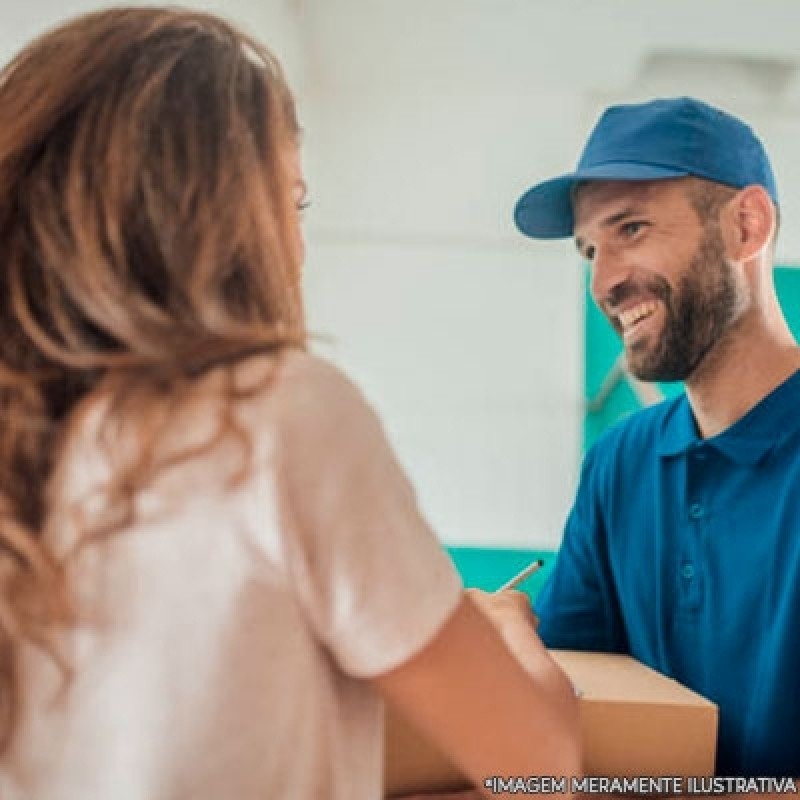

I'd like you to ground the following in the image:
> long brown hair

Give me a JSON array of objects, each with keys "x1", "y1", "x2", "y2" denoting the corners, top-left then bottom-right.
[{"x1": 0, "y1": 7, "x2": 305, "y2": 749}]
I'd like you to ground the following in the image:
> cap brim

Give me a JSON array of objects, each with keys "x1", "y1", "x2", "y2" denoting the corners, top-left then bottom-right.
[{"x1": 513, "y1": 162, "x2": 689, "y2": 239}]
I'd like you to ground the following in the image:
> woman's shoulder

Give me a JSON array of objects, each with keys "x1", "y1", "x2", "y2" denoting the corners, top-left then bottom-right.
[
  {"x1": 277, "y1": 349, "x2": 360, "y2": 393},
  {"x1": 241, "y1": 349, "x2": 369, "y2": 415},
  {"x1": 233, "y1": 348, "x2": 379, "y2": 441}
]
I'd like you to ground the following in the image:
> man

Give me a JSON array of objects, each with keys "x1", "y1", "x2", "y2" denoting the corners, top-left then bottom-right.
[{"x1": 515, "y1": 96, "x2": 800, "y2": 777}]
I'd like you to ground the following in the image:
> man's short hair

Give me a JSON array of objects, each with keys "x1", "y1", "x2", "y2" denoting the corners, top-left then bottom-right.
[{"x1": 685, "y1": 177, "x2": 780, "y2": 246}]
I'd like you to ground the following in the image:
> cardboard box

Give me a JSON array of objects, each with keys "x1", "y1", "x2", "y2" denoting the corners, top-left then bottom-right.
[
  {"x1": 384, "y1": 650, "x2": 718, "y2": 796},
  {"x1": 550, "y1": 650, "x2": 718, "y2": 778}
]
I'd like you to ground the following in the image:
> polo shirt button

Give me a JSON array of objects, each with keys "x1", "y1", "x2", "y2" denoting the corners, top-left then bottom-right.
[
  {"x1": 689, "y1": 503, "x2": 704, "y2": 519},
  {"x1": 682, "y1": 564, "x2": 695, "y2": 580}
]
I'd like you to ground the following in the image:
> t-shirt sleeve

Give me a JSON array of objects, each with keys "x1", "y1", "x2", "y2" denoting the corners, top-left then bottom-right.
[
  {"x1": 272, "y1": 354, "x2": 463, "y2": 678},
  {"x1": 535, "y1": 444, "x2": 628, "y2": 654}
]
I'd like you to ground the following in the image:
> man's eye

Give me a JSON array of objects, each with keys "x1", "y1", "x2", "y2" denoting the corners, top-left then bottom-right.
[{"x1": 621, "y1": 221, "x2": 645, "y2": 237}]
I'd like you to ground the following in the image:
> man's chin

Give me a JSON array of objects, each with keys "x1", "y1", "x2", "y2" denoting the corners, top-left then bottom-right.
[
  {"x1": 628, "y1": 359, "x2": 689, "y2": 384},
  {"x1": 623, "y1": 334, "x2": 688, "y2": 382},
  {"x1": 624, "y1": 342, "x2": 655, "y2": 377},
  {"x1": 625, "y1": 350, "x2": 668, "y2": 383}
]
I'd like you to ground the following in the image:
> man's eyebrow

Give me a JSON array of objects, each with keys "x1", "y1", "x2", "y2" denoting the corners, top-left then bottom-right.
[
  {"x1": 574, "y1": 206, "x2": 643, "y2": 252},
  {"x1": 599, "y1": 207, "x2": 640, "y2": 228}
]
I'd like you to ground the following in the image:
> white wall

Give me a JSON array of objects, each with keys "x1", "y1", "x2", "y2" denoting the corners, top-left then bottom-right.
[
  {"x1": 5, "y1": 1, "x2": 800, "y2": 550},
  {"x1": 302, "y1": 86, "x2": 586, "y2": 548}
]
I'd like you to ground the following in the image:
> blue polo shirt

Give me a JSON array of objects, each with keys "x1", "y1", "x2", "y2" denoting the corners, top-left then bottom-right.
[{"x1": 536, "y1": 370, "x2": 800, "y2": 777}]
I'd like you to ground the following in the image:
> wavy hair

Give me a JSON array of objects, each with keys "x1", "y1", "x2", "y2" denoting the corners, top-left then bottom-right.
[{"x1": 0, "y1": 6, "x2": 305, "y2": 749}]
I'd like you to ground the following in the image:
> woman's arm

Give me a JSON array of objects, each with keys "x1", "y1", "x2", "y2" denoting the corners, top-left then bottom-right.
[{"x1": 374, "y1": 592, "x2": 582, "y2": 799}]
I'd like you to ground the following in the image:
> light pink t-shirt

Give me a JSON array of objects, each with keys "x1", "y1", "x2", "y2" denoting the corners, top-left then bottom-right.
[{"x1": 1, "y1": 351, "x2": 462, "y2": 800}]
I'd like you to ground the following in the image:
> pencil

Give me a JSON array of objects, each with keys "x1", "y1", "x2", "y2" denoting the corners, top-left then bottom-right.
[{"x1": 495, "y1": 558, "x2": 545, "y2": 592}]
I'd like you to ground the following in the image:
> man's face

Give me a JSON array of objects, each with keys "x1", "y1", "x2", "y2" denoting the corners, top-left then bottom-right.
[{"x1": 573, "y1": 179, "x2": 741, "y2": 382}]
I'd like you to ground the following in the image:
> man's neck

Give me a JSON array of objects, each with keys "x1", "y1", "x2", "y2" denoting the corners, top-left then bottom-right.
[{"x1": 685, "y1": 321, "x2": 800, "y2": 439}]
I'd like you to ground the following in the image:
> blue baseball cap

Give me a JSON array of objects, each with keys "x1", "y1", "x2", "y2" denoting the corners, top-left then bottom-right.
[{"x1": 513, "y1": 96, "x2": 778, "y2": 239}]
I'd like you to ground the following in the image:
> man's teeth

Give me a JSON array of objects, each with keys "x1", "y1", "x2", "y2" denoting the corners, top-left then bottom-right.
[{"x1": 618, "y1": 302, "x2": 658, "y2": 330}]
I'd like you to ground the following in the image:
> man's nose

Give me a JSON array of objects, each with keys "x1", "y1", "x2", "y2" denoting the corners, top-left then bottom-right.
[{"x1": 589, "y1": 245, "x2": 630, "y2": 306}]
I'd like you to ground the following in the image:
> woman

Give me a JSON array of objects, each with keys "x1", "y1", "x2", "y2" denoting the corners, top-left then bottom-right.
[{"x1": 0, "y1": 8, "x2": 580, "y2": 799}]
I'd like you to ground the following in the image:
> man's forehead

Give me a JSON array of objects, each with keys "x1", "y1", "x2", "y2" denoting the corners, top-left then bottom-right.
[
  {"x1": 572, "y1": 179, "x2": 686, "y2": 231},
  {"x1": 573, "y1": 179, "x2": 673, "y2": 210}
]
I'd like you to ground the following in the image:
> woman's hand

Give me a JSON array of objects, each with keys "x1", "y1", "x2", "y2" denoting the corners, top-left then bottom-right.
[
  {"x1": 465, "y1": 588, "x2": 538, "y2": 630},
  {"x1": 374, "y1": 595, "x2": 581, "y2": 798},
  {"x1": 465, "y1": 589, "x2": 571, "y2": 699}
]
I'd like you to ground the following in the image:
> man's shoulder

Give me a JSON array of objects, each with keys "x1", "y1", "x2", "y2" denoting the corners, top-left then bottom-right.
[
  {"x1": 571, "y1": 394, "x2": 685, "y2": 518},
  {"x1": 586, "y1": 393, "x2": 684, "y2": 465}
]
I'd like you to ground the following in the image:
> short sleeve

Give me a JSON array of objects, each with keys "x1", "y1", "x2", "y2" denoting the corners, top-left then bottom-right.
[
  {"x1": 271, "y1": 354, "x2": 463, "y2": 678},
  {"x1": 535, "y1": 445, "x2": 628, "y2": 653}
]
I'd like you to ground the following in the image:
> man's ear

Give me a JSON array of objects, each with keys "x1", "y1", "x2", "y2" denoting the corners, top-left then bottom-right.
[{"x1": 723, "y1": 185, "x2": 775, "y2": 261}]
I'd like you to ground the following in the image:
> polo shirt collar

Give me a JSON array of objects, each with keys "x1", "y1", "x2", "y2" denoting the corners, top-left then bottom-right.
[{"x1": 658, "y1": 368, "x2": 800, "y2": 465}]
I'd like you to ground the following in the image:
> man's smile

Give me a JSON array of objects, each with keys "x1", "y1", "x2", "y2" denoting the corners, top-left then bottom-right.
[{"x1": 612, "y1": 300, "x2": 660, "y2": 341}]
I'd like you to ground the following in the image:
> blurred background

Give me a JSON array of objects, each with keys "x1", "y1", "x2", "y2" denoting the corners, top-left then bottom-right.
[{"x1": 5, "y1": 0, "x2": 800, "y2": 583}]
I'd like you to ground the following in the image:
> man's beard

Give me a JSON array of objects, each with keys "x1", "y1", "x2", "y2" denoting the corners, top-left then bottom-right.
[{"x1": 622, "y1": 224, "x2": 740, "y2": 383}]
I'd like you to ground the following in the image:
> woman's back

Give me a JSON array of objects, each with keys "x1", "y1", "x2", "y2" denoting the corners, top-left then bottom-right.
[
  {"x1": 2, "y1": 351, "x2": 462, "y2": 799},
  {"x1": 0, "y1": 10, "x2": 581, "y2": 795}
]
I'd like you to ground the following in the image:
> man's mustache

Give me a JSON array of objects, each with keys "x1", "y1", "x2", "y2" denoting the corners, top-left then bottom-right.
[{"x1": 604, "y1": 276, "x2": 671, "y2": 314}]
